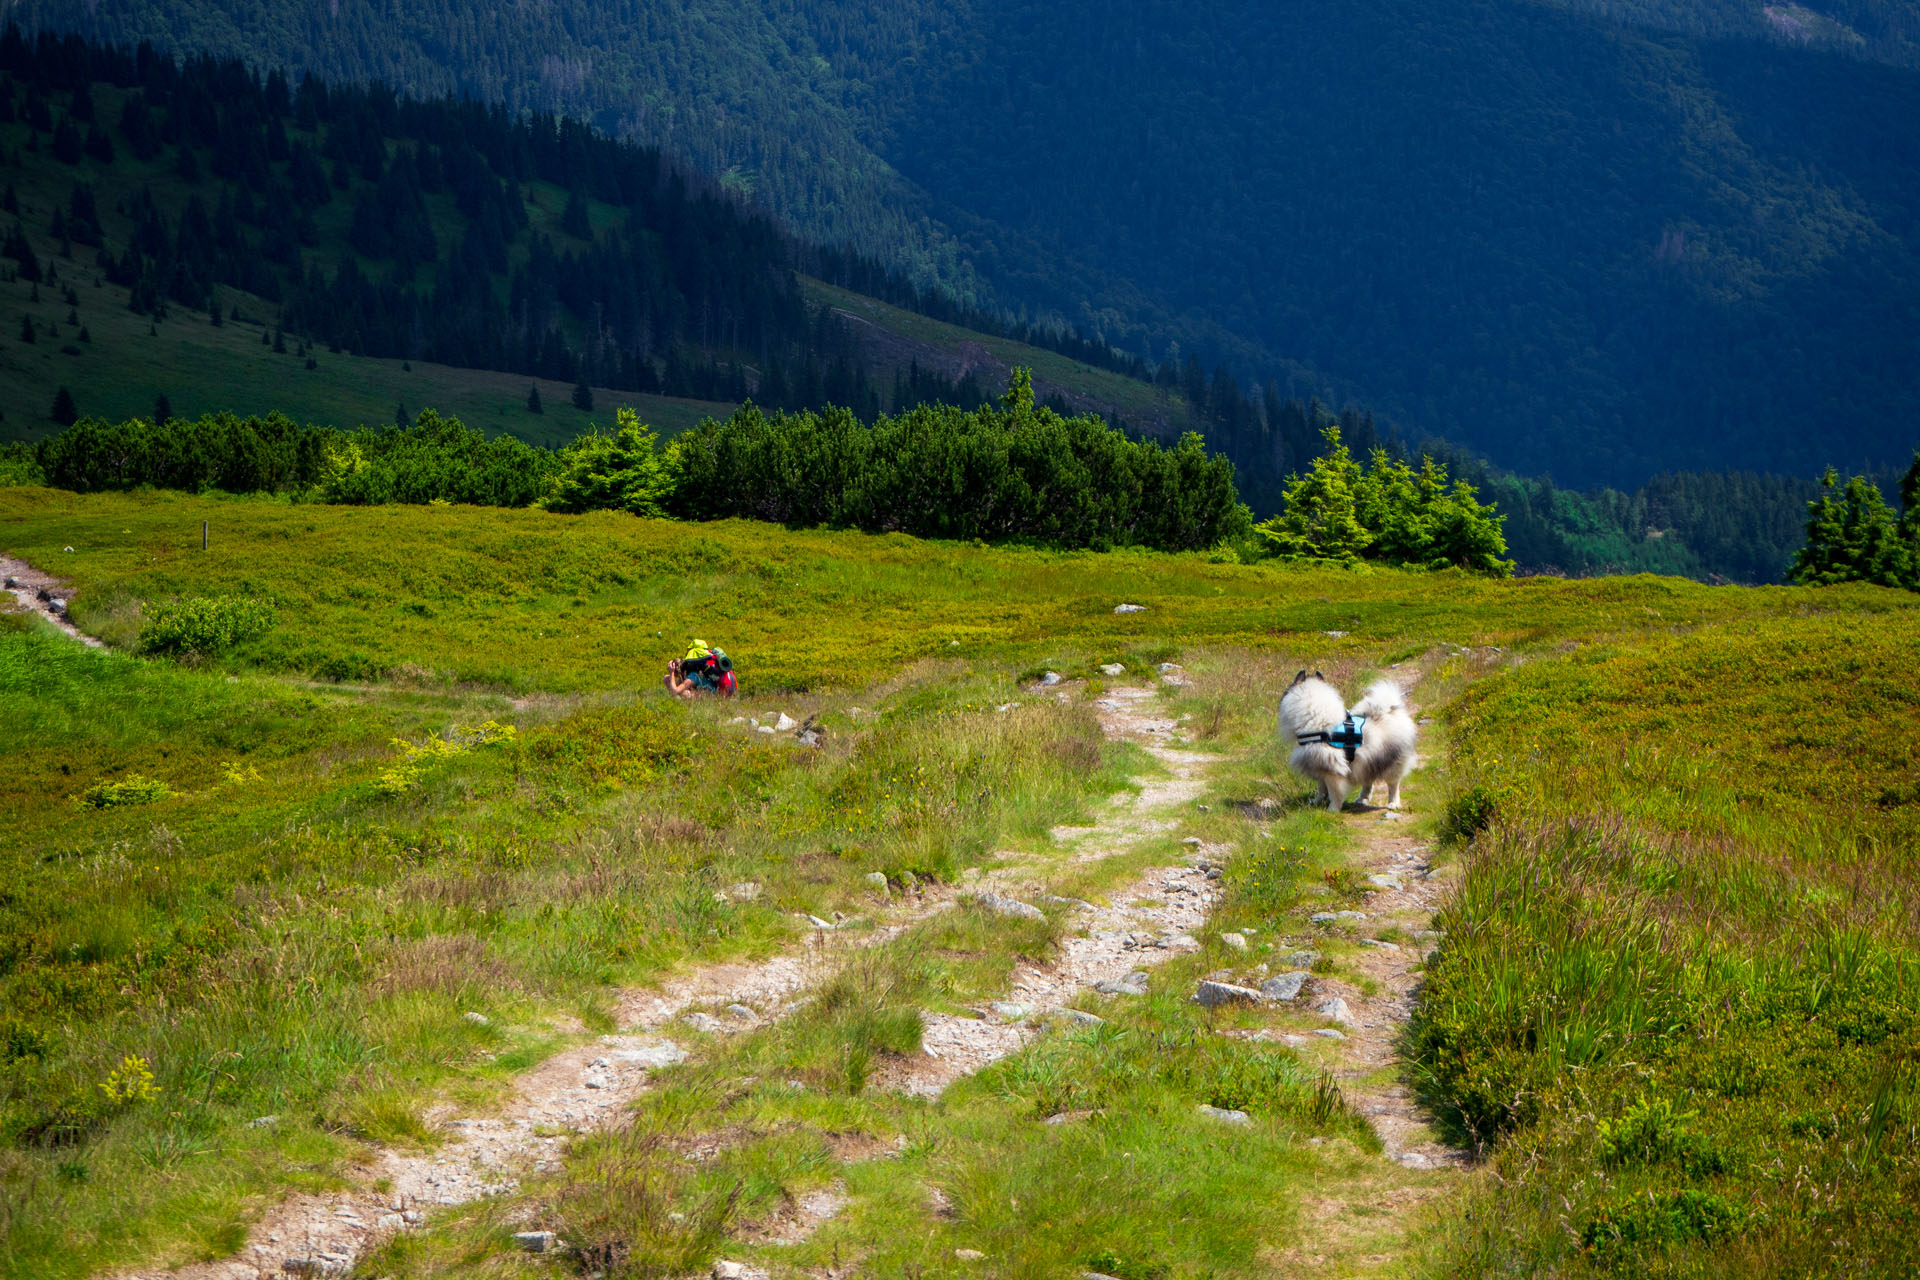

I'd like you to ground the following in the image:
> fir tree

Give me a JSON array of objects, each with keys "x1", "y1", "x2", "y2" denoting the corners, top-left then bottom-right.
[
  {"x1": 527, "y1": 383, "x2": 543, "y2": 414},
  {"x1": 1788, "y1": 467, "x2": 1912, "y2": 589},
  {"x1": 50, "y1": 386, "x2": 77, "y2": 425},
  {"x1": 154, "y1": 394, "x2": 172, "y2": 427},
  {"x1": 572, "y1": 377, "x2": 593, "y2": 411},
  {"x1": 1254, "y1": 425, "x2": 1371, "y2": 561},
  {"x1": 18, "y1": 314, "x2": 33, "y2": 343}
]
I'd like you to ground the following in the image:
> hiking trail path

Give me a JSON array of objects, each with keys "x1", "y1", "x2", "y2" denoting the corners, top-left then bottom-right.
[{"x1": 91, "y1": 656, "x2": 1468, "y2": 1278}]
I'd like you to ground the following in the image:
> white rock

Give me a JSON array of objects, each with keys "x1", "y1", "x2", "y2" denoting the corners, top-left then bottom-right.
[
  {"x1": 805, "y1": 914, "x2": 834, "y2": 929},
  {"x1": 1219, "y1": 932, "x2": 1249, "y2": 952},
  {"x1": 1040, "y1": 671, "x2": 1062, "y2": 686},
  {"x1": 725, "y1": 1004, "x2": 757, "y2": 1021},
  {"x1": 954, "y1": 1250, "x2": 986, "y2": 1262},
  {"x1": 1260, "y1": 972, "x2": 1308, "y2": 1002},
  {"x1": 988, "y1": 1002, "x2": 1032, "y2": 1022},
  {"x1": 376, "y1": 1213, "x2": 405, "y2": 1231},
  {"x1": 728, "y1": 881, "x2": 762, "y2": 901},
  {"x1": 974, "y1": 892, "x2": 1046, "y2": 922},
  {"x1": 683, "y1": 1012, "x2": 727, "y2": 1034},
  {"x1": 1157, "y1": 662, "x2": 1183, "y2": 672},
  {"x1": 1057, "y1": 1009, "x2": 1105, "y2": 1027},
  {"x1": 864, "y1": 871, "x2": 890, "y2": 890},
  {"x1": 514, "y1": 1231, "x2": 557, "y2": 1253},
  {"x1": 247, "y1": 1115, "x2": 279, "y2": 1128},
  {"x1": 1324, "y1": 630, "x2": 1348, "y2": 638},
  {"x1": 1361, "y1": 939, "x2": 1401, "y2": 952},
  {"x1": 461, "y1": 1011, "x2": 489, "y2": 1026},
  {"x1": 1314, "y1": 1028, "x2": 1347, "y2": 1040},
  {"x1": 773, "y1": 713, "x2": 797, "y2": 732},
  {"x1": 712, "y1": 1262, "x2": 749, "y2": 1280},
  {"x1": 1113, "y1": 603, "x2": 1146, "y2": 613},
  {"x1": 1162, "y1": 933, "x2": 1202, "y2": 951},
  {"x1": 1099, "y1": 662, "x2": 1126, "y2": 675},
  {"x1": 1197, "y1": 1103, "x2": 1253, "y2": 1125},
  {"x1": 1317, "y1": 997, "x2": 1355, "y2": 1026},
  {"x1": 755, "y1": 725, "x2": 777, "y2": 735},
  {"x1": 1366, "y1": 874, "x2": 1403, "y2": 890},
  {"x1": 1193, "y1": 980, "x2": 1262, "y2": 1008},
  {"x1": 1093, "y1": 972, "x2": 1150, "y2": 996}
]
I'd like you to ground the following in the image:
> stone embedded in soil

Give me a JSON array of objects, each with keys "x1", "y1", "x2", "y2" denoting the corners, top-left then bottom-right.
[
  {"x1": 1114, "y1": 603, "x2": 1146, "y2": 613},
  {"x1": 1362, "y1": 939, "x2": 1400, "y2": 951},
  {"x1": 988, "y1": 1001, "x2": 1032, "y2": 1022},
  {"x1": 462, "y1": 1011, "x2": 490, "y2": 1026},
  {"x1": 955, "y1": 1249, "x2": 987, "y2": 1261},
  {"x1": 725, "y1": 1003, "x2": 757, "y2": 1021},
  {"x1": 1281, "y1": 951, "x2": 1320, "y2": 969},
  {"x1": 1367, "y1": 873, "x2": 1404, "y2": 890},
  {"x1": 1194, "y1": 980, "x2": 1263, "y2": 1008},
  {"x1": 728, "y1": 881, "x2": 762, "y2": 901},
  {"x1": 1094, "y1": 972, "x2": 1151, "y2": 996},
  {"x1": 1100, "y1": 662, "x2": 1127, "y2": 675},
  {"x1": 864, "y1": 871, "x2": 890, "y2": 890},
  {"x1": 1162, "y1": 933, "x2": 1202, "y2": 951},
  {"x1": 1317, "y1": 997, "x2": 1355, "y2": 1026},
  {"x1": 974, "y1": 892, "x2": 1047, "y2": 922},
  {"x1": 1057, "y1": 1009, "x2": 1105, "y2": 1027},
  {"x1": 1314, "y1": 1028, "x2": 1347, "y2": 1040},
  {"x1": 683, "y1": 1011, "x2": 727, "y2": 1034},
  {"x1": 772, "y1": 713, "x2": 797, "y2": 732},
  {"x1": 1260, "y1": 972, "x2": 1308, "y2": 1002},
  {"x1": 513, "y1": 1231, "x2": 557, "y2": 1253},
  {"x1": 1041, "y1": 671, "x2": 1062, "y2": 686},
  {"x1": 1220, "y1": 931, "x2": 1249, "y2": 951},
  {"x1": 1197, "y1": 1103, "x2": 1253, "y2": 1125}
]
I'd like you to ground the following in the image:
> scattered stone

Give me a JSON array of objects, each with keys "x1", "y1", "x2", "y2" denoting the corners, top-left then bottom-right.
[
  {"x1": 1314, "y1": 1028, "x2": 1347, "y2": 1040},
  {"x1": 1309, "y1": 912, "x2": 1338, "y2": 924},
  {"x1": 1039, "y1": 894, "x2": 1093, "y2": 909},
  {"x1": 1193, "y1": 980, "x2": 1263, "y2": 1008},
  {"x1": 1057, "y1": 1009, "x2": 1105, "y2": 1028},
  {"x1": 1099, "y1": 662, "x2": 1126, "y2": 675},
  {"x1": 1361, "y1": 939, "x2": 1401, "y2": 952},
  {"x1": 1260, "y1": 972, "x2": 1308, "y2": 1002},
  {"x1": 864, "y1": 871, "x2": 890, "y2": 891},
  {"x1": 48, "y1": 598, "x2": 65, "y2": 615},
  {"x1": 796, "y1": 728, "x2": 822, "y2": 747},
  {"x1": 805, "y1": 914, "x2": 834, "y2": 929},
  {"x1": 1086, "y1": 1273, "x2": 1127, "y2": 1280},
  {"x1": 974, "y1": 892, "x2": 1046, "y2": 922},
  {"x1": 728, "y1": 716, "x2": 747, "y2": 725},
  {"x1": 1113, "y1": 603, "x2": 1146, "y2": 614},
  {"x1": 712, "y1": 1261, "x2": 751, "y2": 1280},
  {"x1": 282, "y1": 1261, "x2": 345, "y2": 1278},
  {"x1": 995, "y1": 702, "x2": 1018, "y2": 713},
  {"x1": 1182, "y1": 836, "x2": 1203, "y2": 847},
  {"x1": 247, "y1": 1115, "x2": 279, "y2": 1128},
  {"x1": 1281, "y1": 951, "x2": 1320, "y2": 969},
  {"x1": 377, "y1": 1213, "x2": 405, "y2": 1230},
  {"x1": 728, "y1": 881, "x2": 762, "y2": 901},
  {"x1": 403, "y1": 1210, "x2": 423, "y2": 1225},
  {"x1": 461, "y1": 1011, "x2": 490, "y2": 1026},
  {"x1": 725, "y1": 1004, "x2": 757, "y2": 1021},
  {"x1": 954, "y1": 1249, "x2": 987, "y2": 1262},
  {"x1": 1317, "y1": 997, "x2": 1355, "y2": 1026},
  {"x1": 755, "y1": 725, "x2": 777, "y2": 735},
  {"x1": 1394, "y1": 1151, "x2": 1435, "y2": 1169},
  {"x1": 683, "y1": 1012, "x2": 727, "y2": 1034},
  {"x1": 1162, "y1": 933, "x2": 1202, "y2": 951},
  {"x1": 1, "y1": 576, "x2": 14, "y2": 589},
  {"x1": 1324, "y1": 629, "x2": 1348, "y2": 638},
  {"x1": 988, "y1": 1002, "x2": 1033, "y2": 1022},
  {"x1": 1196, "y1": 1103, "x2": 1253, "y2": 1125},
  {"x1": 1040, "y1": 671, "x2": 1062, "y2": 686},
  {"x1": 1094, "y1": 972, "x2": 1150, "y2": 996},
  {"x1": 1219, "y1": 932, "x2": 1249, "y2": 952},
  {"x1": 773, "y1": 712, "x2": 797, "y2": 732},
  {"x1": 514, "y1": 1231, "x2": 557, "y2": 1253},
  {"x1": 1366, "y1": 874, "x2": 1403, "y2": 890},
  {"x1": 1157, "y1": 662, "x2": 1182, "y2": 672}
]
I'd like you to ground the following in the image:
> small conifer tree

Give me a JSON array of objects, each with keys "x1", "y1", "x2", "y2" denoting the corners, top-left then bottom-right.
[
  {"x1": 50, "y1": 386, "x2": 77, "y2": 425},
  {"x1": 527, "y1": 383, "x2": 543, "y2": 414},
  {"x1": 572, "y1": 378, "x2": 593, "y2": 411}
]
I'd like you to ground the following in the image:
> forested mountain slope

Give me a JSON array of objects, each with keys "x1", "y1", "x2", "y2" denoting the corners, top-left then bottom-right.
[{"x1": 17, "y1": 0, "x2": 1920, "y2": 489}]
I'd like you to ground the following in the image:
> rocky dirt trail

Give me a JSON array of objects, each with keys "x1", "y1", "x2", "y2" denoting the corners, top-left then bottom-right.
[
  {"x1": 121, "y1": 910, "x2": 950, "y2": 1280},
  {"x1": 1, "y1": 552, "x2": 105, "y2": 646},
  {"x1": 877, "y1": 682, "x2": 1226, "y2": 1096}
]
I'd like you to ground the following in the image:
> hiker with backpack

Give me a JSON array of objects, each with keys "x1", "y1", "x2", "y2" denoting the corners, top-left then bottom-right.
[{"x1": 665, "y1": 640, "x2": 737, "y2": 699}]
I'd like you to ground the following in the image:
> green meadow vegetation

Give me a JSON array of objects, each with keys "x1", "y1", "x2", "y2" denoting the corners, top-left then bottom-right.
[{"x1": 2, "y1": 483, "x2": 1918, "y2": 1277}]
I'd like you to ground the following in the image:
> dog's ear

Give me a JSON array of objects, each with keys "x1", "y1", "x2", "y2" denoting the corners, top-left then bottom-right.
[
  {"x1": 1313, "y1": 669, "x2": 1323, "y2": 680},
  {"x1": 1290, "y1": 669, "x2": 1306, "y2": 686}
]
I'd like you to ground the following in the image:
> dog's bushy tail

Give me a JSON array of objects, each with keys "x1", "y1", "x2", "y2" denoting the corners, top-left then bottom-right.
[{"x1": 1356, "y1": 680, "x2": 1406, "y2": 715}]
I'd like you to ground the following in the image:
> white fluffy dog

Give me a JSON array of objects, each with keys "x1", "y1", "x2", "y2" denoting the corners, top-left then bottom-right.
[{"x1": 1278, "y1": 671, "x2": 1419, "y2": 812}]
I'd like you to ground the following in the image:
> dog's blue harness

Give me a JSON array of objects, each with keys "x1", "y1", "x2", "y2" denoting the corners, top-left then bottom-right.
[{"x1": 1297, "y1": 713, "x2": 1366, "y2": 763}]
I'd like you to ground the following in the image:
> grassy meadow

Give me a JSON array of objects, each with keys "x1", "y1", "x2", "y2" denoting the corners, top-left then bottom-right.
[{"x1": 2, "y1": 485, "x2": 1917, "y2": 1277}]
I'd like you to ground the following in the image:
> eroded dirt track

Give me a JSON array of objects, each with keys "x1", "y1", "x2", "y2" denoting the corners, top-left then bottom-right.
[{"x1": 1, "y1": 553, "x2": 104, "y2": 646}]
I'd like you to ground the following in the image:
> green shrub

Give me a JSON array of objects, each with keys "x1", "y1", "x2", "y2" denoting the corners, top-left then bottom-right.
[
  {"x1": 1580, "y1": 1189, "x2": 1746, "y2": 1261},
  {"x1": 77, "y1": 774, "x2": 174, "y2": 808},
  {"x1": 1438, "y1": 783, "x2": 1504, "y2": 846},
  {"x1": 138, "y1": 595, "x2": 278, "y2": 657}
]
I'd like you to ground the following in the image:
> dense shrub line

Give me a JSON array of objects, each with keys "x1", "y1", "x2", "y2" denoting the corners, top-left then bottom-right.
[{"x1": 11, "y1": 373, "x2": 1249, "y2": 552}]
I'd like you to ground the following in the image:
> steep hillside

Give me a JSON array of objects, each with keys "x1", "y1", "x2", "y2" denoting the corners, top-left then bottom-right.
[{"x1": 17, "y1": 0, "x2": 1920, "y2": 487}]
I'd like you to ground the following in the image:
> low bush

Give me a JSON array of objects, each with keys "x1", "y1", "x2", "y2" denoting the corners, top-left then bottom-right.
[
  {"x1": 77, "y1": 775, "x2": 174, "y2": 808},
  {"x1": 138, "y1": 596, "x2": 278, "y2": 657}
]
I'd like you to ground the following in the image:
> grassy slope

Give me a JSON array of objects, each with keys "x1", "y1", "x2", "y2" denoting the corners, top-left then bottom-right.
[
  {"x1": 803, "y1": 277, "x2": 1192, "y2": 433},
  {"x1": 0, "y1": 101, "x2": 737, "y2": 445},
  {"x1": 1, "y1": 491, "x2": 1916, "y2": 1276}
]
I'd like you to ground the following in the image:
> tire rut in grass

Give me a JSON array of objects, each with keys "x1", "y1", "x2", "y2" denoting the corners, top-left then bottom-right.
[
  {"x1": 874, "y1": 683, "x2": 1225, "y2": 1097},
  {"x1": 115, "y1": 909, "x2": 952, "y2": 1280}
]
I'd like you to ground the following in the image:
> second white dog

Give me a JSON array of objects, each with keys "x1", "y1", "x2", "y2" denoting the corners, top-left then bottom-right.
[{"x1": 1278, "y1": 671, "x2": 1419, "y2": 812}]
